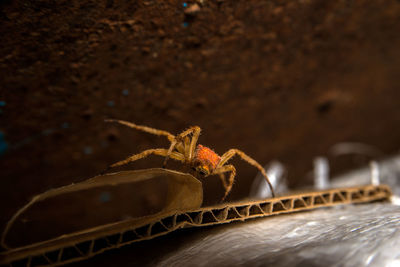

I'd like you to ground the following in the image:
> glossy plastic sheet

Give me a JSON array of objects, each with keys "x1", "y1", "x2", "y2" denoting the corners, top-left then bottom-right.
[
  {"x1": 157, "y1": 203, "x2": 400, "y2": 267},
  {"x1": 156, "y1": 156, "x2": 400, "y2": 267}
]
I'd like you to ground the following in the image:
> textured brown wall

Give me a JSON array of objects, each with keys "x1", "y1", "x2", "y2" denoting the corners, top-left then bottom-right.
[{"x1": 1, "y1": 0, "x2": 400, "y2": 233}]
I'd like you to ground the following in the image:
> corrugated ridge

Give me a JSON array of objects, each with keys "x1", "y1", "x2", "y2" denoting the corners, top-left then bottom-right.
[{"x1": 1, "y1": 184, "x2": 391, "y2": 267}]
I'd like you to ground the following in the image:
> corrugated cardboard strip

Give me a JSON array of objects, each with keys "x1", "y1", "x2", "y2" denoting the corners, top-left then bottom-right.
[{"x1": 0, "y1": 168, "x2": 392, "y2": 267}]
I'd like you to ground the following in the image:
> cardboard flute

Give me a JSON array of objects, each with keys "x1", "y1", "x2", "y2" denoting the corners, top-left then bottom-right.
[{"x1": 0, "y1": 168, "x2": 392, "y2": 267}]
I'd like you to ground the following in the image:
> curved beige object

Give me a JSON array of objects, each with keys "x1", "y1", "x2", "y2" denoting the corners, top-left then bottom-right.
[{"x1": 1, "y1": 168, "x2": 203, "y2": 250}]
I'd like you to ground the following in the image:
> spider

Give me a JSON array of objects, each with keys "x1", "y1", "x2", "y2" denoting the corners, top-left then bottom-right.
[{"x1": 105, "y1": 119, "x2": 275, "y2": 201}]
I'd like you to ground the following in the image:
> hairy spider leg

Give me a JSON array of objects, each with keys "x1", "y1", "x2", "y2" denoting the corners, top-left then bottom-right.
[
  {"x1": 105, "y1": 119, "x2": 186, "y2": 156},
  {"x1": 218, "y1": 149, "x2": 275, "y2": 198},
  {"x1": 179, "y1": 136, "x2": 191, "y2": 161},
  {"x1": 163, "y1": 126, "x2": 201, "y2": 168},
  {"x1": 218, "y1": 173, "x2": 228, "y2": 189},
  {"x1": 109, "y1": 148, "x2": 185, "y2": 169},
  {"x1": 188, "y1": 126, "x2": 201, "y2": 161},
  {"x1": 213, "y1": 165, "x2": 236, "y2": 201},
  {"x1": 105, "y1": 119, "x2": 175, "y2": 141}
]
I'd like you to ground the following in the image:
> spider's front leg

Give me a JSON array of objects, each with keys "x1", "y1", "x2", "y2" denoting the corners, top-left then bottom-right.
[
  {"x1": 105, "y1": 119, "x2": 175, "y2": 142},
  {"x1": 218, "y1": 149, "x2": 275, "y2": 198},
  {"x1": 163, "y1": 126, "x2": 201, "y2": 168},
  {"x1": 213, "y1": 165, "x2": 236, "y2": 201}
]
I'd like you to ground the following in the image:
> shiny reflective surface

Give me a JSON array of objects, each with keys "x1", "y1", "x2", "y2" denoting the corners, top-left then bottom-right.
[
  {"x1": 157, "y1": 203, "x2": 400, "y2": 267},
  {"x1": 155, "y1": 155, "x2": 400, "y2": 267}
]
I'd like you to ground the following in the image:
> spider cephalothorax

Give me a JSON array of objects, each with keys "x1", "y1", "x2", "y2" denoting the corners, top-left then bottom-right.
[
  {"x1": 193, "y1": 145, "x2": 220, "y2": 176},
  {"x1": 105, "y1": 119, "x2": 275, "y2": 201}
]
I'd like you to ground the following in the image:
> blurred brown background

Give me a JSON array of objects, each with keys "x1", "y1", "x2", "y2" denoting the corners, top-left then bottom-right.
[{"x1": 1, "y1": 0, "x2": 400, "y2": 244}]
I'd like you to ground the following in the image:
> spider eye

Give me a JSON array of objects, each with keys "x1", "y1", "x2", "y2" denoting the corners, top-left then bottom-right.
[
  {"x1": 196, "y1": 166, "x2": 209, "y2": 176},
  {"x1": 194, "y1": 164, "x2": 209, "y2": 176}
]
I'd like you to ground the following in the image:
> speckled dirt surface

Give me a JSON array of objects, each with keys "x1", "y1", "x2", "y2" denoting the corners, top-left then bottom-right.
[{"x1": 1, "y1": 0, "x2": 400, "y2": 245}]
